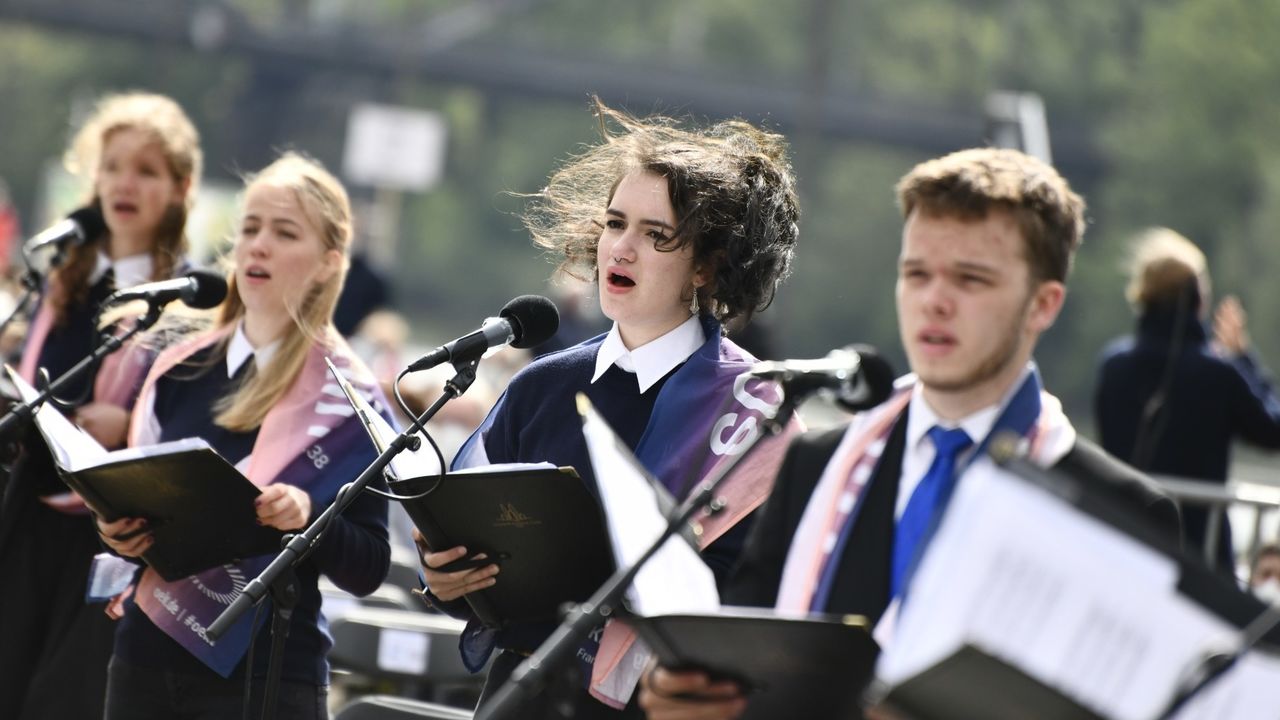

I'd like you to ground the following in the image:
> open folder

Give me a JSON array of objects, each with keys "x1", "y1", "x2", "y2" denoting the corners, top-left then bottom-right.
[
  {"x1": 873, "y1": 449, "x2": 1280, "y2": 720},
  {"x1": 624, "y1": 607, "x2": 878, "y2": 720},
  {"x1": 327, "y1": 361, "x2": 615, "y2": 629},
  {"x1": 5, "y1": 365, "x2": 282, "y2": 582}
]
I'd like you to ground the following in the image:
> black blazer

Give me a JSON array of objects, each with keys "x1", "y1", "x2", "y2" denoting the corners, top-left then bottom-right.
[{"x1": 726, "y1": 414, "x2": 1182, "y2": 625}]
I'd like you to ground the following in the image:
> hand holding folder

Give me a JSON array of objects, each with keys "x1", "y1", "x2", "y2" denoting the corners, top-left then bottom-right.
[
  {"x1": 327, "y1": 360, "x2": 614, "y2": 628},
  {"x1": 5, "y1": 365, "x2": 283, "y2": 582}
]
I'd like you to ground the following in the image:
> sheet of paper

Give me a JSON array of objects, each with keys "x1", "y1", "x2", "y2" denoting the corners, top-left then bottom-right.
[
  {"x1": 324, "y1": 358, "x2": 442, "y2": 479},
  {"x1": 579, "y1": 395, "x2": 719, "y2": 617},
  {"x1": 877, "y1": 459, "x2": 1280, "y2": 720},
  {"x1": 6, "y1": 364, "x2": 107, "y2": 471}
]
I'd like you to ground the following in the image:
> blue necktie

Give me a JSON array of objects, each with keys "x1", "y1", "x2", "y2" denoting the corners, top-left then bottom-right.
[{"x1": 891, "y1": 426, "x2": 973, "y2": 598}]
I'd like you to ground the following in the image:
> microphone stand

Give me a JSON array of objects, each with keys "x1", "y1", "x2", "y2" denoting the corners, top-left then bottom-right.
[
  {"x1": 474, "y1": 384, "x2": 807, "y2": 720},
  {"x1": 206, "y1": 360, "x2": 481, "y2": 720},
  {"x1": 0, "y1": 300, "x2": 162, "y2": 438}
]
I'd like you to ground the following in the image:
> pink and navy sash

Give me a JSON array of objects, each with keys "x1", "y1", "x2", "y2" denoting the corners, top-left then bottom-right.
[
  {"x1": 127, "y1": 324, "x2": 382, "y2": 677},
  {"x1": 776, "y1": 369, "x2": 1075, "y2": 615}
]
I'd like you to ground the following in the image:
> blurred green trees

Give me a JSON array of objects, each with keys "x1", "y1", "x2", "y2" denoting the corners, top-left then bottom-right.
[{"x1": 1, "y1": 0, "x2": 1277, "y2": 422}]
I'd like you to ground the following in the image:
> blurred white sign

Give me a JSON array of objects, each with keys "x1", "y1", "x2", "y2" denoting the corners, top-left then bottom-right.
[{"x1": 343, "y1": 103, "x2": 447, "y2": 192}]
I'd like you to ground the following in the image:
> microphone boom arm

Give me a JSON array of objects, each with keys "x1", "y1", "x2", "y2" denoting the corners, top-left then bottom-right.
[{"x1": 0, "y1": 302, "x2": 164, "y2": 438}]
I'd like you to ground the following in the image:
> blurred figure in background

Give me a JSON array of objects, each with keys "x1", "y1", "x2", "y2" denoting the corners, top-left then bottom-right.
[
  {"x1": 1095, "y1": 228, "x2": 1280, "y2": 576},
  {"x1": 530, "y1": 273, "x2": 608, "y2": 357},
  {"x1": 333, "y1": 247, "x2": 391, "y2": 337},
  {"x1": 0, "y1": 91, "x2": 202, "y2": 720},
  {"x1": 1250, "y1": 542, "x2": 1280, "y2": 605}
]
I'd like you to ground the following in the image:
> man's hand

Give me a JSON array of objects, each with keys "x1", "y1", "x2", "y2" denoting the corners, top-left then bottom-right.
[
  {"x1": 638, "y1": 666, "x2": 747, "y2": 720},
  {"x1": 413, "y1": 527, "x2": 499, "y2": 601}
]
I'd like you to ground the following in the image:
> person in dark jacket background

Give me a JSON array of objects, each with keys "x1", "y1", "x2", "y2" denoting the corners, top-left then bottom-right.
[{"x1": 1095, "y1": 227, "x2": 1280, "y2": 576}]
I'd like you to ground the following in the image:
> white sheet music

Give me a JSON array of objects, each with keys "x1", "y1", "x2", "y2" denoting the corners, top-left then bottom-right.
[
  {"x1": 578, "y1": 394, "x2": 719, "y2": 617},
  {"x1": 877, "y1": 458, "x2": 1280, "y2": 720}
]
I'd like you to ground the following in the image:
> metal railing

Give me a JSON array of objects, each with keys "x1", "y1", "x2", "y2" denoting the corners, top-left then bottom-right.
[{"x1": 1151, "y1": 475, "x2": 1280, "y2": 571}]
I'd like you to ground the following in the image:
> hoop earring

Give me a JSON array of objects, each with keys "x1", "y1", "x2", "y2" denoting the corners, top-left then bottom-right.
[{"x1": 689, "y1": 286, "x2": 699, "y2": 315}]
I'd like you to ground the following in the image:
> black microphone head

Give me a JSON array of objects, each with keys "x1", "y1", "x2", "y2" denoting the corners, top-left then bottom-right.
[
  {"x1": 67, "y1": 206, "x2": 107, "y2": 246},
  {"x1": 500, "y1": 294, "x2": 560, "y2": 349},
  {"x1": 834, "y1": 344, "x2": 896, "y2": 412},
  {"x1": 183, "y1": 269, "x2": 229, "y2": 309}
]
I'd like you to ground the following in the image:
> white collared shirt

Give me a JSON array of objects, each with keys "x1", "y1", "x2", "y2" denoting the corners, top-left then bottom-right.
[
  {"x1": 92, "y1": 251, "x2": 154, "y2": 289},
  {"x1": 591, "y1": 316, "x2": 705, "y2": 393},
  {"x1": 895, "y1": 364, "x2": 1036, "y2": 519},
  {"x1": 226, "y1": 322, "x2": 281, "y2": 378},
  {"x1": 135, "y1": 323, "x2": 279, "y2": 456}
]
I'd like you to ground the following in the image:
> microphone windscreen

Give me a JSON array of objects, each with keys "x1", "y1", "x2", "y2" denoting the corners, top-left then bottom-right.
[
  {"x1": 837, "y1": 344, "x2": 896, "y2": 412},
  {"x1": 185, "y1": 269, "x2": 229, "y2": 309},
  {"x1": 68, "y1": 206, "x2": 107, "y2": 246},
  {"x1": 501, "y1": 294, "x2": 560, "y2": 349}
]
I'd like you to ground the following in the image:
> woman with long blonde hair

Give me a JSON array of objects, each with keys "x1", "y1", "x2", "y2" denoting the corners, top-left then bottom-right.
[{"x1": 95, "y1": 153, "x2": 391, "y2": 719}]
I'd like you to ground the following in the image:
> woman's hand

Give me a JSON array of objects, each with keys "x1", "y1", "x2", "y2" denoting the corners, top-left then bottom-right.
[
  {"x1": 255, "y1": 484, "x2": 312, "y2": 531},
  {"x1": 74, "y1": 402, "x2": 131, "y2": 449},
  {"x1": 638, "y1": 665, "x2": 747, "y2": 720},
  {"x1": 412, "y1": 528, "x2": 499, "y2": 601},
  {"x1": 97, "y1": 516, "x2": 153, "y2": 557}
]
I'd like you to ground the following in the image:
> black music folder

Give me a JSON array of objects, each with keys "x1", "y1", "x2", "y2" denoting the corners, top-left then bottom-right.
[
  {"x1": 878, "y1": 645, "x2": 1106, "y2": 720},
  {"x1": 6, "y1": 365, "x2": 282, "y2": 582},
  {"x1": 59, "y1": 445, "x2": 283, "y2": 582},
  {"x1": 624, "y1": 607, "x2": 880, "y2": 720},
  {"x1": 388, "y1": 466, "x2": 615, "y2": 629}
]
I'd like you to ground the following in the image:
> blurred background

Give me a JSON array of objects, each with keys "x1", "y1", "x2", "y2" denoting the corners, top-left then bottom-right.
[{"x1": 2, "y1": 0, "x2": 1279, "y2": 433}]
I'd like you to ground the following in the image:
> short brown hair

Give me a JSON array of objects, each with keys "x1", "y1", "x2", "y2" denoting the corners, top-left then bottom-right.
[{"x1": 895, "y1": 148, "x2": 1085, "y2": 284}]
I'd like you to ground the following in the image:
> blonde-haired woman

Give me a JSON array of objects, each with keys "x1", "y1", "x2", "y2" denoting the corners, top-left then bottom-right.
[
  {"x1": 95, "y1": 153, "x2": 391, "y2": 719},
  {"x1": 0, "y1": 91, "x2": 201, "y2": 720}
]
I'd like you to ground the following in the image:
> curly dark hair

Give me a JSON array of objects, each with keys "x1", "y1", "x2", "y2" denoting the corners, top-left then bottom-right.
[{"x1": 522, "y1": 97, "x2": 799, "y2": 326}]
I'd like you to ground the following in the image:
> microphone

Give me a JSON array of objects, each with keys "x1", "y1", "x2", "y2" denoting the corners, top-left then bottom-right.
[
  {"x1": 103, "y1": 269, "x2": 229, "y2": 310},
  {"x1": 24, "y1": 206, "x2": 107, "y2": 255},
  {"x1": 749, "y1": 344, "x2": 895, "y2": 412},
  {"x1": 407, "y1": 295, "x2": 559, "y2": 372}
]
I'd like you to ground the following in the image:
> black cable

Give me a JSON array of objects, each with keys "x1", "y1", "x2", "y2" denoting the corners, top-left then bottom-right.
[{"x1": 1130, "y1": 279, "x2": 1195, "y2": 471}]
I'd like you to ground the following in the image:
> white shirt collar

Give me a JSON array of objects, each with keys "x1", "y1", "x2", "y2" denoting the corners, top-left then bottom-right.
[
  {"x1": 904, "y1": 362, "x2": 1036, "y2": 456},
  {"x1": 895, "y1": 363, "x2": 1036, "y2": 519},
  {"x1": 226, "y1": 322, "x2": 282, "y2": 378},
  {"x1": 591, "y1": 316, "x2": 706, "y2": 392},
  {"x1": 90, "y1": 251, "x2": 154, "y2": 289}
]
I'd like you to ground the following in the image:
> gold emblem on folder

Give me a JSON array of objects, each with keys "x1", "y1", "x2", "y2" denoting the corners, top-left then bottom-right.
[{"x1": 495, "y1": 502, "x2": 541, "y2": 528}]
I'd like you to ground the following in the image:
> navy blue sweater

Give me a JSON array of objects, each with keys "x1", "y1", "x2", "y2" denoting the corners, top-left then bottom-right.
[
  {"x1": 1096, "y1": 305, "x2": 1280, "y2": 566},
  {"x1": 114, "y1": 346, "x2": 389, "y2": 685},
  {"x1": 445, "y1": 340, "x2": 754, "y2": 655}
]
